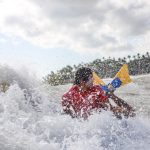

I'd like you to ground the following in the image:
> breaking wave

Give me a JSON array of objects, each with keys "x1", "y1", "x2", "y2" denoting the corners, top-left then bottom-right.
[{"x1": 0, "y1": 66, "x2": 150, "y2": 150}]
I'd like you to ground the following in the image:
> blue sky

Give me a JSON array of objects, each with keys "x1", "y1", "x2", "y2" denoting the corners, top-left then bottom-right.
[
  {"x1": 0, "y1": 33, "x2": 102, "y2": 77},
  {"x1": 0, "y1": 0, "x2": 150, "y2": 79}
]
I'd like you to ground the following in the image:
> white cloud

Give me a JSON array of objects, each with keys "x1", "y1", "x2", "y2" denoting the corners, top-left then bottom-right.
[{"x1": 0, "y1": 0, "x2": 150, "y2": 57}]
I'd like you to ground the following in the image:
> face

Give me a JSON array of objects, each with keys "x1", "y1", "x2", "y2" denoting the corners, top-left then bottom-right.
[{"x1": 84, "y1": 74, "x2": 93, "y2": 88}]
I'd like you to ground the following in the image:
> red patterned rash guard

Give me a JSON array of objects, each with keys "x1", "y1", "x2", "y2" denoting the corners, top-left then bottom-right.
[{"x1": 62, "y1": 85, "x2": 109, "y2": 119}]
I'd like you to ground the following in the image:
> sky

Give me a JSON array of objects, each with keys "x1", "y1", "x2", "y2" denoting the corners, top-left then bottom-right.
[{"x1": 0, "y1": 0, "x2": 150, "y2": 79}]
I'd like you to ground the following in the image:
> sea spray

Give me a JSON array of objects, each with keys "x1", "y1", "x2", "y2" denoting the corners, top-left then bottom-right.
[{"x1": 0, "y1": 66, "x2": 150, "y2": 150}]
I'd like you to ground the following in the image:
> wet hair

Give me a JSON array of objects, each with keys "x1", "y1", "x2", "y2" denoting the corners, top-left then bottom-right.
[{"x1": 74, "y1": 67, "x2": 93, "y2": 85}]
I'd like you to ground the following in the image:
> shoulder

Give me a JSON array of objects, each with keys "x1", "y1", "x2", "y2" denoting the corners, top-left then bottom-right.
[
  {"x1": 69, "y1": 85, "x2": 79, "y2": 93},
  {"x1": 62, "y1": 85, "x2": 80, "y2": 102},
  {"x1": 62, "y1": 85, "x2": 79, "y2": 97}
]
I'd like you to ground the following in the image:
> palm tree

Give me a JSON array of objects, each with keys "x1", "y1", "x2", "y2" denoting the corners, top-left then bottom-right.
[
  {"x1": 142, "y1": 55, "x2": 145, "y2": 59},
  {"x1": 102, "y1": 57, "x2": 105, "y2": 62},
  {"x1": 133, "y1": 55, "x2": 136, "y2": 60},
  {"x1": 146, "y1": 52, "x2": 150, "y2": 58},
  {"x1": 127, "y1": 55, "x2": 131, "y2": 61},
  {"x1": 137, "y1": 53, "x2": 141, "y2": 59},
  {"x1": 123, "y1": 57, "x2": 127, "y2": 62},
  {"x1": 118, "y1": 58, "x2": 121, "y2": 62}
]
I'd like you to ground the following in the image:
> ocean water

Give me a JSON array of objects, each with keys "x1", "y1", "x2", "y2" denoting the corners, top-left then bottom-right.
[{"x1": 0, "y1": 68, "x2": 150, "y2": 150}]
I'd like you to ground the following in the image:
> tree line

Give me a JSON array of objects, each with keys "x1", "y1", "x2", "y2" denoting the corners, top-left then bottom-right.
[{"x1": 43, "y1": 52, "x2": 150, "y2": 86}]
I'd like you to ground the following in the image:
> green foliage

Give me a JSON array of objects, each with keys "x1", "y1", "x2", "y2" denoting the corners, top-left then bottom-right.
[{"x1": 44, "y1": 52, "x2": 150, "y2": 86}]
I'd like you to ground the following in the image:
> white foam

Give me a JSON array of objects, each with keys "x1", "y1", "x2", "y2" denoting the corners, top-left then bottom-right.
[{"x1": 0, "y1": 67, "x2": 150, "y2": 150}]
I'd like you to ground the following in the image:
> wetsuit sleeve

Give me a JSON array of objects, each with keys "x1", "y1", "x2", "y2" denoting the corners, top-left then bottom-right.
[
  {"x1": 62, "y1": 92, "x2": 72, "y2": 110},
  {"x1": 61, "y1": 87, "x2": 76, "y2": 117},
  {"x1": 98, "y1": 87, "x2": 109, "y2": 103}
]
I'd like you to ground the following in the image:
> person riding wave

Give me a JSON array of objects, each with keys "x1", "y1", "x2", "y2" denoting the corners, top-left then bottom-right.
[{"x1": 62, "y1": 67, "x2": 135, "y2": 119}]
